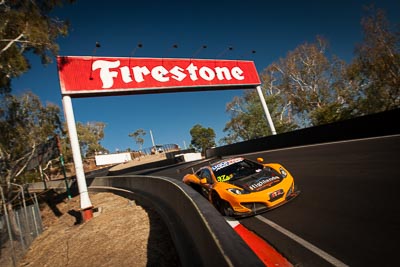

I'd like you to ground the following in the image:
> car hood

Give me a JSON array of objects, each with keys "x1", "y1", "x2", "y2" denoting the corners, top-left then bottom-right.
[{"x1": 228, "y1": 169, "x2": 283, "y2": 192}]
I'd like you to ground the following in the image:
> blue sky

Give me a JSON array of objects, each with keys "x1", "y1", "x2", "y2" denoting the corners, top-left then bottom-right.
[{"x1": 11, "y1": 0, "x2": 399, "y2": 152}]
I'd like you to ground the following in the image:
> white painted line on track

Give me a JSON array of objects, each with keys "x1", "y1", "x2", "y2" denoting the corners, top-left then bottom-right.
[{"x1": 255, "y1": 215, "x2": 349, "y2": 267}]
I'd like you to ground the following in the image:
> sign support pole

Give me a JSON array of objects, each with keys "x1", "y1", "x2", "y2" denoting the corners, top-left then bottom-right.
[
  {"x1": 62, "y1": 95, "x2": 93, "y2": 221},
  {"x1": 256, "y1": 85, "x2": 277, "y2": 135}
]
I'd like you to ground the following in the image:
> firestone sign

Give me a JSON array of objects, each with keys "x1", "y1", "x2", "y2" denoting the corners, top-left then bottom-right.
[
  {"x1": 57, "y1": 56, "x2": 261, "y2": 96},
  {"x1": 57, "y1": 55, "x2": 273, "y2": 221}
]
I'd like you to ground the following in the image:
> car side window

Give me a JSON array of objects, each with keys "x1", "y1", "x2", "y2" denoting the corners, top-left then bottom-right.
[
  {"x1": 195, "y1": 170, "x2": 202, "y2": 178},
  {"x1": 199, "y1": 169, "x2": 213, "y2": 184}
]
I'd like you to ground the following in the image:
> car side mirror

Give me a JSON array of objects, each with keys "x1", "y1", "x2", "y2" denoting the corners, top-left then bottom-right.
[
  {"x1": 200, "y1": 178, "x2": 207, "y2": 184},
  {"x1": 257, "y1": 157, "x2": 264, "y2": 163}
]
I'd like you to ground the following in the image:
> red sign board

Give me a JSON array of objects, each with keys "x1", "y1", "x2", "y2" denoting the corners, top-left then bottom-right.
[{"x1": 57, "y1": 56, "x2": 260, "y2": 97}]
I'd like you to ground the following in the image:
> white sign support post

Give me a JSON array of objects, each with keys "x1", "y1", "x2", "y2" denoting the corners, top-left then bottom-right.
[
  {"x1": 256, "y1": 85, "x2": 277, "y2": 135},
  {"x1": 62, "y1": 95, "x2": 93, "y2": 221}
]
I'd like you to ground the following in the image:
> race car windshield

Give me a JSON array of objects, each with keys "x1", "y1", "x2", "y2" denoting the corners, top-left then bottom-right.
[{"x1": 213, "y1": 159, "x2": 263, "y2": 181}]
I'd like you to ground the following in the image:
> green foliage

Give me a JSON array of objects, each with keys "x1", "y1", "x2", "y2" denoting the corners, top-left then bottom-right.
[
  {"x1": 309, "y1": 102, "x2": 354, "y2": 126},
  {"x1": 128, "y1": 129, "x2": 146, "y2": 151},
  {"x1": 0, "y1": 0, "x2": 75, "y2": 93},
  {"x1": 347, "y1": 6, "x2": 400, "y2": 115},
  {"x1": 221, "y1": 89, "x2": 297, "y2": 145},
  {"x1": 190, "y1": 124, "x2": 216, "y2": 154},
  {"x1": 260, "y1": 36, "x2": 355, "y2": 128},
  {"x1": 76, "y1": 122, "x2": 108, "y2": 157},
  {"x1": 221, "y1": 7, "x2": 398, "y2": 142},
  {"x1": 0, "y1": 91, "x2": 108, "y2": 187},
  {"x1": 0, "y1": 91, "x2": 63, "y2": 185}
]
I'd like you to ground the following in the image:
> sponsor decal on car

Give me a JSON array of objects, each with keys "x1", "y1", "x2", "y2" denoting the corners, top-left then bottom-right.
[
  {"x1": 212, "y1": 157, "x2": 244, "y2": 172},
  {"x1": 249, "y1": 176, "x2": 280, "y2": 191},
  {"x1": 216, "y1": 174, "x2": 233, "y2": 182},
  {"x1": 269, "y1": 189, "x2": 285, "y2": 201}
]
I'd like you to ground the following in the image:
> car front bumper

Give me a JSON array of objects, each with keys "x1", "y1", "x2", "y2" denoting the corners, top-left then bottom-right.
[{"x1": 230, "y1": 190, "x2": 301, "y2": 218}]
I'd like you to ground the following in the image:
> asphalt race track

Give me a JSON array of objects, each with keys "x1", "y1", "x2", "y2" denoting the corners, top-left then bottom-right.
[{"x1": 121, "y1": 135, "x2": 400, "y2": 267}]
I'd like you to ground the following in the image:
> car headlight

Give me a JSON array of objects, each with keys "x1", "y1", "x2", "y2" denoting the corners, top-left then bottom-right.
[
  {"x1": 227, "y1": 188, "x2": 247, "y2": 195},
  {"x1": 279, "y1": 167, "x2": 287, "y2": 178}
]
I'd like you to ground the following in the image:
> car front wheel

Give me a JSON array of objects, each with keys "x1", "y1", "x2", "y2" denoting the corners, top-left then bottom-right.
[{"x1": 212, "y1": 192, "x2": 233, "y2": 216}]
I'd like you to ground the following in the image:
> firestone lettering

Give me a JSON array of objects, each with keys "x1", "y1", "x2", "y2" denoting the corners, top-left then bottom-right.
[
  {"x1": 92, "y1": 60, "x2": 245, "y2": 89},
  {"x1": 92, "y1": 60, "x2": 120, "y2": 88}
]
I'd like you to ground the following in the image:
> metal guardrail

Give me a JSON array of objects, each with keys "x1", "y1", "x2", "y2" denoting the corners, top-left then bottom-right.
[{"x1": 140, "y1": 144, "x2": 180, "y2": 155}]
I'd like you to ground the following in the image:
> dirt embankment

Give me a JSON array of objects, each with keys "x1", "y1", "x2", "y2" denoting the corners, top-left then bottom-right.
[{"x1": 18, "y1": 191, "x2": 181, "y2": 267}]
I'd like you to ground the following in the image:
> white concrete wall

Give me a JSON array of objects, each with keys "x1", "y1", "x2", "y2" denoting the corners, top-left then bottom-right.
[{"x1": 95, "y1": 152, "x2": 132, "y2": 166}]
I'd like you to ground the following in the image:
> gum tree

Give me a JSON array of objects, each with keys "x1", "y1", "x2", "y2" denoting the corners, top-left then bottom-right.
[
  {"x1": 0, "y1": 92, "x2": 62, "y2": 186},
  {"x1": 347, "y1": 6, "x2": 400, "y2": 115},
  {"x1": 129, "y1": 129, "x2": 146, "y2": 151},
  {"x1": 0, "y1": 0, "x2": 75, "y2": 93},
  {"x1": 190, "y1": 124, "x2": 216, "y2": 154}
]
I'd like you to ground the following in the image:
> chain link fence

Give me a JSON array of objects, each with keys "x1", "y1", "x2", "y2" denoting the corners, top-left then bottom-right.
[{"x1": 1, "y1": 187, "x2": 43, "y2": 267}]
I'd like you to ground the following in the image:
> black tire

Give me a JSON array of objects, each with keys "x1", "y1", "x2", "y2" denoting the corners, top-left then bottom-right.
[{"x1": 212, "y1": 192, "x2": 232, "y2": 216}]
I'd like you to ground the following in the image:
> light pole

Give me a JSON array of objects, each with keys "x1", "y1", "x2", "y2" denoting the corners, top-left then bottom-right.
[{"x1": 150, "y1": 129, "x2": 156, "y2": 153}]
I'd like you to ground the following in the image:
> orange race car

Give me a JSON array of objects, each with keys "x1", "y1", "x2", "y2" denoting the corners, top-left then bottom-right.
[{"x1": 182, "y1": 156, "x2": 300, "y2": 217}]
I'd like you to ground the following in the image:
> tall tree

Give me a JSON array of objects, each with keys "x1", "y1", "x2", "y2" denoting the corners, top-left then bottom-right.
[
  {"x1": 0, "y1": 0, "x2": 75, "y2": 93},
  {"x1": 347, "y1": 6, "x2": 400, "y2": 115},
  {"x1": 128, "y1": 129, "x2": 146, "y2": 151},
  {"x1": 262, "y1": 36, "x2": 355, "y2": 127},
  {"x1": 75, "y1": 122, "x2": 108, "y2": 157},
  {"x1": 221, "y1": 89, "x2": 297, "y2": 145},
  {"x1": 0, "y1": 92, "x2": 62, "y2": 186},
  {"x1": 190, "y1": 124, "x2": 216, "y2": 154}
]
